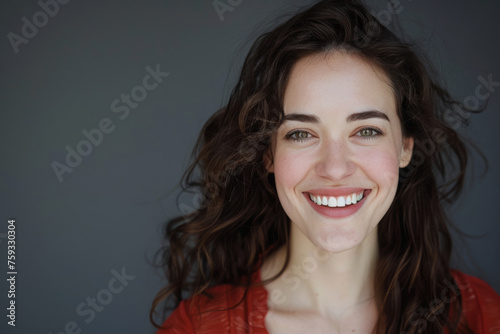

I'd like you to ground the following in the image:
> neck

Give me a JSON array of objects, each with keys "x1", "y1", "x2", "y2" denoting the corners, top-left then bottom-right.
[{"x1": 263, "y1": 224, "x2": 379, "y2": 319}]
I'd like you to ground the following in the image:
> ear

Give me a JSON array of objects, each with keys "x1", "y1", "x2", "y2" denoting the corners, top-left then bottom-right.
[
  {"x1": 399, "y1": 137, "x2": 414, "y2": 168},
  {"x1": 264, "y1": 148, "x2": 274, "y2": 173}
]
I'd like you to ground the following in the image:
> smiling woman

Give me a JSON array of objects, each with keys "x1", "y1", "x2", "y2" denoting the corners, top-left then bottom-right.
[
  {"x1": 268, "y1": 53, "x2": 413, "y2": 256},
  {"x1": 151, "y1": 0, "x2": 500, "y2": 333}
]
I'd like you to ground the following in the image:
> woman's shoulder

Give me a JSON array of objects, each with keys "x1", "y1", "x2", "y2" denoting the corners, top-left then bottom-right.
[
  {"x1": 451, "y1": 269, "x2": 500, "y2": 332},
  {"x1": 156, "y1": 272, "x2": 268, "y2": 333},
  {"x1": 155, "y1": 284, "x2": 244, "y2": 334}
]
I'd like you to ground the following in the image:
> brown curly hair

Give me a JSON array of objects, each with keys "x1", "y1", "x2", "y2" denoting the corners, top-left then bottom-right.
[{"x1": 151, "y1": 1, "x2": 480, "y2": 332}]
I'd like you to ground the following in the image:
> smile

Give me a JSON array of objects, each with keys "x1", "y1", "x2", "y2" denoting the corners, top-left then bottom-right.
[
  {"x1": 309, "y1": 191, "x2": 364, "y2": 207},
  {"x1": 304, "y1": 189, "x2": 370, "y2": 219}
]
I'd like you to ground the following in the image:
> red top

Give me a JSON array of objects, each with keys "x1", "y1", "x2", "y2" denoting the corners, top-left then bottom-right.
[{"x1": 157, "y1": 270, "x2": 500, "y2": 333}]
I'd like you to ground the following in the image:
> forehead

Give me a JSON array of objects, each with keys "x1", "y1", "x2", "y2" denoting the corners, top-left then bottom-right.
[{"x1": 283, "y1": 52, "x2": 397, "y2": 118}]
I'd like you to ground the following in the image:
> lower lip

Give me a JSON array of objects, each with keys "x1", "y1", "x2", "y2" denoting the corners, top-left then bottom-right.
[{"x1": 304, "y1": 190, "x2": 370, "y2": 219}]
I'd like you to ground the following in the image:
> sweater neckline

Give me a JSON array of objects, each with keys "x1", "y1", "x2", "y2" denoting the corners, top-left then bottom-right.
[{"x1": 247, "y1": 266, "x2": 270, "y2": 333}]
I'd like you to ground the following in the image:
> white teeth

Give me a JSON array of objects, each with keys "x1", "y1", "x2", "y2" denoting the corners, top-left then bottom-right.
[{"x1": 309, "y1": 191, "x2": 364, "y2": 208}]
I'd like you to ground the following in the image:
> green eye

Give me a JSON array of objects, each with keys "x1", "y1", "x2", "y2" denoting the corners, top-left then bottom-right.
[
  {"x1": 294, "y1": 131, "x2": 309, "y2": 139},
  {"x1": 357, "y1": 128, "x2": 382, "y2": 138},
  {"x1": 360, "y1": 129, "x2": 375, "y2": 136},
  {"x1": 286, "y1": 130, "x2": 312, "y2": 142}
]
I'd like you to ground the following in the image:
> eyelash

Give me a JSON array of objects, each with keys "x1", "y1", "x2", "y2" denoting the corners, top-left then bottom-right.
[
  {"x1": 356, "y1": 127, "x2": 383, "y2": 139},
  {"x1": 285, "y1": 127, "x2": 383, "y2": 142},
  {"x1": 285, "y1": 130, "x2": 312, "y2": 142}
]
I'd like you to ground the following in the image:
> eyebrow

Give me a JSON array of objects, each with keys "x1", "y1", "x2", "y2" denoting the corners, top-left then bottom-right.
[
  {"x1": 282, "y1": 110, "x2": 390, "y2": 123},
  {"x1": 346, "y1": 110, "x2": 390, "y2": 123}
]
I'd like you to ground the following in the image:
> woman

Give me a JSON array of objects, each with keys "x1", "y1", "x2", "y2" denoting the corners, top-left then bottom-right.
[{"x1": 151, "y1": 0, "x2": 500, "y2": 332}]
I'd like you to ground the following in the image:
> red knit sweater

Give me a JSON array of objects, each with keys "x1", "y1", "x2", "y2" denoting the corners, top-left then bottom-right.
[{"x1": 157, "y1": 270, "x2": 500, "y2": 333}]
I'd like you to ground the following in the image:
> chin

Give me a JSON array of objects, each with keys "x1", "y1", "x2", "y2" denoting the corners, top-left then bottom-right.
[
  {"x1": 312, "y1": 227, "x2": 376, "y2": 254},
  {"x1": 314, "y1": 233, "x2": 362, "y2": 253}
]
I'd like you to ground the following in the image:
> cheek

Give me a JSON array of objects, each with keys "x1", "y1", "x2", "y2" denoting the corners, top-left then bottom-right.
[
  {"x1": 273, "y1": 149, "x2": 311, "y2": 189},
  {"x1": 359, "y1": 147, "x2": 400, "y2": 187}
]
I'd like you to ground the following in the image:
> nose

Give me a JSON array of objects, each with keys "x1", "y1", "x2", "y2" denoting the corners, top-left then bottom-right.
[{"x1": 315, "y1": 138, "x2": 356, "y2": 181}]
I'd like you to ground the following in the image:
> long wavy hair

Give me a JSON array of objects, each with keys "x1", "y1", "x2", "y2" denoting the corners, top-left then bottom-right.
[{"x1": 151, "y1": 0, "x2": 480, "y2": 332}]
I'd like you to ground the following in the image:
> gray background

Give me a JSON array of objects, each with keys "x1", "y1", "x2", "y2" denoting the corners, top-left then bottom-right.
[{"x1": 0, "y1": 0, "x2": 499, "y2": 333}]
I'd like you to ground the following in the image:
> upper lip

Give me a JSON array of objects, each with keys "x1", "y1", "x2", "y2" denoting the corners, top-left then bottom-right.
[{"x1": 305, "y1": 187, "x2": 367, "y2": 197}]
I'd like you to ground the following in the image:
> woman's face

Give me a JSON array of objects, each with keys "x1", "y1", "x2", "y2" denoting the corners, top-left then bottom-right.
[{"x1": 268, "y1": 52, "x2": 413, "y2": 253}]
